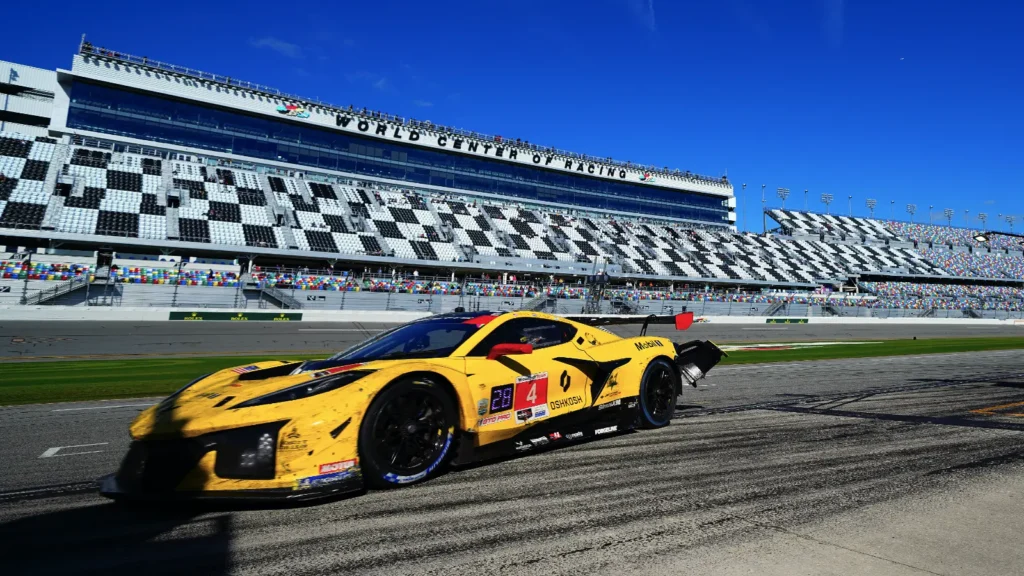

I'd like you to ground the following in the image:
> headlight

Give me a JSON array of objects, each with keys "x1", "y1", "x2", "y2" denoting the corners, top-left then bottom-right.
[
  {"x1": 213, "y1": 421, "x2": 287, "y2": 480},
  {"x1": 231, "y1": 371, "x2": 372, "y2": 409},
  {"x1": 155, "y1": 373, "x2": 212, "y2": 413}
]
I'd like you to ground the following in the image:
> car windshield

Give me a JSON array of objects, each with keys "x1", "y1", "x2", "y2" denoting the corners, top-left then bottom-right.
[{"x1": 322, "y1": 321, "x2": 482, "y2": 364}]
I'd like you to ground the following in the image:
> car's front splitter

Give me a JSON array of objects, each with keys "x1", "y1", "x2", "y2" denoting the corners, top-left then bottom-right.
[{"x1": 98, "y1": 472, "x2": 364, "y2": 503}]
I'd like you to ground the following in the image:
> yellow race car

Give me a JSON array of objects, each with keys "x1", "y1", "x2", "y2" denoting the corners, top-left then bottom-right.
[{"x1": 100, "y1": 311, "x2": 725, "y2": 501}]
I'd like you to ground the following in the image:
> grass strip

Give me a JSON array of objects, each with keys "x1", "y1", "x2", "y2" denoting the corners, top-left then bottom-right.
[
  {"x1": 719, "y1": 336, "x2": 1024, "y2": 365},
  {"x1": 2, "y1": 337, "x2": 1023, "y2": 406}
]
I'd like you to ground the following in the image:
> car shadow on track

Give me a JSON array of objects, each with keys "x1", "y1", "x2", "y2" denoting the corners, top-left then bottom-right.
[{"x1": 0, "y1": 502, "x2": 229, "y2": 576}]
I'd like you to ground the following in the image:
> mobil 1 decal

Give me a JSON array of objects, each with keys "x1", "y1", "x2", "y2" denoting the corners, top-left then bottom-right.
[{"x1": 514, "y1": 372, "x2": 549, "y2": 424}]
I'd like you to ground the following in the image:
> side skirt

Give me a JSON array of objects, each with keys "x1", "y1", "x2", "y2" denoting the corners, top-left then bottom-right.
[{"x1": 454, "y1": 396, "x2": 641, "y2": 464}]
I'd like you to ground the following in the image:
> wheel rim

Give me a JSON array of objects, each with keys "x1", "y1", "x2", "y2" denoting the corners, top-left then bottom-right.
[
  {"x1": 645, "y1": 364, "x2": 676, "y2": 422},
  {"x1": 371, "y1": 389, "x2": 448, "y2": 474}
]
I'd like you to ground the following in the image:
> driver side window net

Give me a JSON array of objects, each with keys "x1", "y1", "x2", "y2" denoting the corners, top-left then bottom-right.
[{"x1": 469, "y1": 318, "x2": 578, "y2": 356}]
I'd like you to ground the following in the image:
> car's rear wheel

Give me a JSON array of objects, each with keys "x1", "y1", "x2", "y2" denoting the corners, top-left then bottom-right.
[
  {"x1": 359, "y1": 375, "x2": 458, "y2": 489},
  {"x1": 638, "y1": 358, "x2": 679, "y2": 429}
]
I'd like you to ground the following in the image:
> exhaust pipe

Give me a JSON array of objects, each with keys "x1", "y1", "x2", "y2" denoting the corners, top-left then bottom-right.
[{"x1": 674, "y1": 340, "x2": 727, "y2": 387}]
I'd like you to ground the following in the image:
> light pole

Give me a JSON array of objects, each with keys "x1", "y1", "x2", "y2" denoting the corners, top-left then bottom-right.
[
  {"x1": 906, "y1": 204, "x2": 917, "y2": 222},
  {"x1": 978, "y1": 212, "x2": 988, "y2": 230},
  {"x1": 943, "y1": 208, "x2": 954, "y2": 226},
  {"x1": 804, "y1": 189, "x2": 808, "y2": 211},
  {"x1": 820, "y1": 193, "x2": 834, "y2": 214},
  {"x1": 866, "y1": 198, "x2": 877, "y2": 218},
  {"x1": 964, "y1": 210, "x2": 970, "y2": 227},
  {"x1": 890, "y1": 200, "x2": 895, "y2": 220},
  {"x1": 776, "y1": 187, "x2": 790, "y2": 209},
  {"x1": 741, "y1": 183, "x2": 747, "y2": 232},
  {"x1": 1008, "y1": 215, "x2": 1017, "y2": 234},
  {"x1": 973, "y1": 229, "x2": 1024, "y2": 247},
  {"x1": 928, "y1": 205, "x2": 934, "y2": 224},
  {"x1": 848, "y1": 195, "x2": 853, "y2": 217}
]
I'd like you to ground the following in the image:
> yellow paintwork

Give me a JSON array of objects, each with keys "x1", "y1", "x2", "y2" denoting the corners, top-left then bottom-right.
[{"x1": 125, "y1": 311, "x2": 682, "y2": 493}]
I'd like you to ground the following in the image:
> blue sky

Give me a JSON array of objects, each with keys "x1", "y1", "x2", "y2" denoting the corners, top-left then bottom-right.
[{"x1": 3, "y1": 0, "x2": 1023, "y2": 232}]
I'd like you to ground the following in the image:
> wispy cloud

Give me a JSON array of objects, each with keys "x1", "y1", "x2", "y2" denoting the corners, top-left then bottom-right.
[
  {"x1": 822, "y1": 0, "x2": 845, "y2": 48},
  {"x1": 413, "y1": 100, "x2": 433, "y2": 108},
  {"x1": 249, "y1": 37, "x2": 303, "y2": 59},
  {"x1": 345, "y1": 71, "x2": 392, "y2": 92},
  {"x1": 629, "y1": 0, "x2": 657, "y2": 34}
]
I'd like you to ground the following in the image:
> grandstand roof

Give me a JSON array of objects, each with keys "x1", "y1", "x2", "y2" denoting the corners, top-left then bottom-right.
[{"x1": 75, "y1": 37, "x2": 731, "y2": 193}]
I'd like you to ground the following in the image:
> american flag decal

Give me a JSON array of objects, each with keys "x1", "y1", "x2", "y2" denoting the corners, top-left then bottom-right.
[{"x1": 231, "y1": 365, "x2": 260, "y2": 374}]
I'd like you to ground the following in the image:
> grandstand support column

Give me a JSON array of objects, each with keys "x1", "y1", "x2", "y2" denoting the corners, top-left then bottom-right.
[
  {"x1": 165, "y1": 206, "x2": 180, "y2": 240},
  {"x1": 40, "y1": 141, "x2": 71, "y2": 230},
  {"x1": 160, "y1": 157, "x2": 173, "y2": 206},
  {"x1": 296, "y1": 178, "x2": 314, "y2": 205}
]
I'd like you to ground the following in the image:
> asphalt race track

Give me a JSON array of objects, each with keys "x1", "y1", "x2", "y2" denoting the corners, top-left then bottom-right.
[
  {"x1": 2, "y1": 348, "x2": 1024, "y2": 575},
  {"x1": 2, "y1": 320, "x2": 1021, "y2": 360}
]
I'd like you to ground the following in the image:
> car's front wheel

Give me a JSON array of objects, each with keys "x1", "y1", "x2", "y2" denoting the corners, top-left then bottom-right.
[
  {"x1": 359, "y1": 376, "x2": 458, "y2": 489},
  {"x1": 638, "y1": 358, "x2": 680, "y2": 428}
]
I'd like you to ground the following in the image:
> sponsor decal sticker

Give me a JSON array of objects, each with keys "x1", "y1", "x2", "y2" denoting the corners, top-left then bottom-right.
[
  {"x1": 477, "y1": 399, "x2": 488, "y2": 416},
  {"x1": 231, "y1": 365, "x2": 261, "y2": 374},
  {"x1": 634, "y1": 340, "x2": 665, "y2": 352},
  {"x1": 529, "y1": 436, "x2": 550, "y2": 447},
  {"x1": 559, "y1": 370, "x2": 572, "y2": 392},
  {"x1": 319, "y1": 459, "x2": 357, "y2": 475},
  {"x1": 626, "y1": 400, "x2": 639, "y2": 409},
  {"x1": 595, "y1": 425, "x2": 618, "y2": 435},
  {"x1": 477, "y1": 412, "x2": 512, "y2": 427},
  {"x1": 515, "y1": 405, "x2": 549, "y2": 424},
  {"x1": 602, "y1": 390, "x2": 622, "y2": 400},
  {"x1": 297, "y1": 467, "x2": 359, "y2": 489},
  {"x1": 598, "y1": 399, "x2": 622, "y2": 410},
  {"x1": 280, "y1": 428, "x2": 307, "y2": 451},
  {"x1": 549, "y1": 395, "x2": 584, "y2": 411},
  {"x1": 515, "y1": 441, "x2": 532, "y2": 452},
  {"x1": 640, "y1": 172, "x2": 656, "y2": 183},
  {"x1": 565, "y1": 431, "x2": 584, "y2": 440},
  {"x1": 548, "y1": 432, "x2": 562, "y2": 441}
]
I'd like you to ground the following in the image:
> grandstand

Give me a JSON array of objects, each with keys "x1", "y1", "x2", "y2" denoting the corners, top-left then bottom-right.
[{"x1": 1, "y1": 41, "x2": 1022, "y2": 318}]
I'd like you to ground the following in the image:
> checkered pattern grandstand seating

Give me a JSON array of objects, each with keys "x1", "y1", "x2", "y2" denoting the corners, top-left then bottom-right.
[
  {"x1": 0, "y1": 133, "x2": 56, "y2": 230},
  {"x1": 768, "y1": 209, "x2": 901, "y2": 240},
  {"x1": 1, "y1": 132, "x2": 1018, "y2": 289}
]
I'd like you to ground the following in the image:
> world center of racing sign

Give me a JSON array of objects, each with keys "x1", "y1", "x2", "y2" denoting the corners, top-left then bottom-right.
[{"x1": 333, "y1": 113, "x2": 718, "y2": 192}]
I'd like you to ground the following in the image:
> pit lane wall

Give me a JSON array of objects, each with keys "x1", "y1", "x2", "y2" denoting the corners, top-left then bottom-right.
[{"x1": 2, "y1": 306, "x2": 1024, "y2": 326}]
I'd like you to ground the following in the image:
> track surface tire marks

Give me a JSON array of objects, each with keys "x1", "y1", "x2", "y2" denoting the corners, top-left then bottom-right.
[{"x1": 2, "y1": 351, "x2": 1024, "y2": 574}]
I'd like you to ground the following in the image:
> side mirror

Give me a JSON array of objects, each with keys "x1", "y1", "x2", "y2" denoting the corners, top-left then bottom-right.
[{"x1": 487, "y1": 343, "x2": 533, "y2": 361}]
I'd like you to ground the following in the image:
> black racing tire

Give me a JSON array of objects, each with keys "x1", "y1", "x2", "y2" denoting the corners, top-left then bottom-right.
[
  {"x1": 638, "y1": 358, "x2": 680, "y2": 429},
  {"x1": 358, "y1": 375, "x2": 458, "y2": 489}
]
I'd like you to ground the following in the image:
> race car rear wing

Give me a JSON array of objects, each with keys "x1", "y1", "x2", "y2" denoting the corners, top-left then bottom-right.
[
  {"x1": 564, "y1": 312, "x2": 695, "y2": 335},
  {"x1": 565, "y1": 312, "x2": 726, "y2": 386}
]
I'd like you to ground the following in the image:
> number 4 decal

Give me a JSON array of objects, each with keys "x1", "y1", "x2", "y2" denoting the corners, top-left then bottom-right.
[{"x1": 514, "y1": 372, "x2": 548, "y2": 411}]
